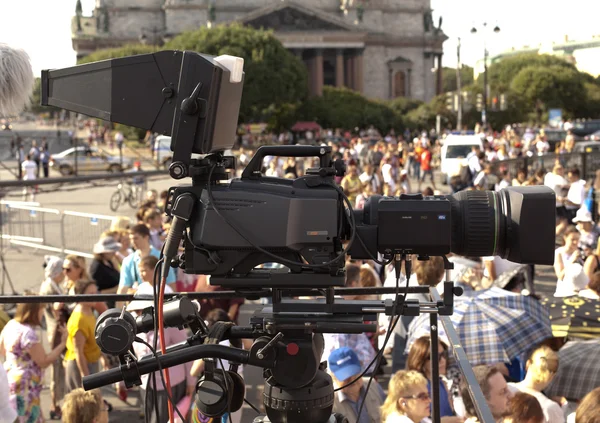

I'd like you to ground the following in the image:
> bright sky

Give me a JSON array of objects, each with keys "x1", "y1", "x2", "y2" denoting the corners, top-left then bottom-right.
[{"x1": 1, "y1": 0, "x2": 598, "y2": 76}]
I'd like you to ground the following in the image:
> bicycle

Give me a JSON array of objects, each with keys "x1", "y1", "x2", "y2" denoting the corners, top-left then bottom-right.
[{"x1": 109, "y1": 181, "x2": 140, "y2": 212}]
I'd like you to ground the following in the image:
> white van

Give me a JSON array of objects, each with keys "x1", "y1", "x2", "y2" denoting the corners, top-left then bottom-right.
[
  {"x1": 440, "y1": 135, "x2": 484, "y2": 183},
  {"x1": 153, "y1": 135, "x2": 232, "y2": 169}
]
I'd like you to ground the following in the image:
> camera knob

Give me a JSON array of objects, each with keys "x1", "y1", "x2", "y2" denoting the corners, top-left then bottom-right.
[{"x1": 169, "y1": 161, "x2": 188, "y2": 179}]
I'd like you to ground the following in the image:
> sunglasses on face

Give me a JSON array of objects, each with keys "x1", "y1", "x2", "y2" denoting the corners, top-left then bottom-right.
[
  {"x1": 403, "y1": 392, "x2": 430, "y2": 401},
  {"x1": 63, "y1": 267, "x2": 72, "y2": 272}
]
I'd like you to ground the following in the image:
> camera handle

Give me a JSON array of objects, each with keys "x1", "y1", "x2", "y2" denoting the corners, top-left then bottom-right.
[{"x1": 241, "y1": 145, "x2": 333, "y2": 180}]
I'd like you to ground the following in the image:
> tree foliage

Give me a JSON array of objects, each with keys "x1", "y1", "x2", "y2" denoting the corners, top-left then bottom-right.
[
  {"x1": 441, "y1": 65, "x2": 474, "y2": 93},
  {"x1": 165, "y1": 24, "x2": 308, "y2": 123},
  {"x1": 78, "y1": 44, "x2": 157, "y2": 64},
  {"x1": 300, "y1": 87, "x2": 401, "y2": 134}
]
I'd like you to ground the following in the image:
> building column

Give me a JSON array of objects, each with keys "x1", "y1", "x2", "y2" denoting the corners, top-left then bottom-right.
[
  {"x1": 388, "y1": 68, "x2": 393, "y2": 99},
  {"x1": 436, "y1": 54, "x2": 443, "y2": 95},
  {"x1": 353, "y1": 50, "x2": 364, "y2": 94},
  {"x1": 335, "y1": 49, "x2": 345, "y2": 87},
  {"x1": 345, "y1": 53, "x2": 354, "y2": 89},
  {"x1": 315, "y1": 48, "x2": 324, "y2": 96},
  {"x1": 307, "y1": 52, "x2": 316, "y2": 96},
  {"x1": 407, "y1": 68, "x2": 412, "y2": 97}
]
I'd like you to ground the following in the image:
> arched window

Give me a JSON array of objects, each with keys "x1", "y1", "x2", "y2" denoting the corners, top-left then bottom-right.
[{"x1": 394, "y1": 71, "x2": 406, "y2": 98}]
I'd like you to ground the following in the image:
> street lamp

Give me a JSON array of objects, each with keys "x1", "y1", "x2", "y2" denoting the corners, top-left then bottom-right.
[{"x1": 471, "y1": 22, "x2": 500, "y2": 127}]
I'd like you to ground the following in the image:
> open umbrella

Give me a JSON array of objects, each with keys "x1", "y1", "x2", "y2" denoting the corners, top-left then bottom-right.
[
  {"x1": 539, "y1": 295, "x2": 600, "y2": 340},
  {"x1": 407, "y1": 287, "x2": 552, "y2": 366},
  {"x1": 544, "y1": 339, "x2": 600, "y2": 400}
]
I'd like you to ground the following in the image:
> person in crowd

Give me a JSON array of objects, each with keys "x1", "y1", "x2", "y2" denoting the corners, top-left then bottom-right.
[
  {"x1": 573, "y1": 209, "x2": 599, "y2": 251},
  {"x1": 574, "y1": 387, "x2": 600, "y2": 423},
  {"x1": 324, "y1": 265, "x2": 377, "y2": 373},
  {"x1": 380, "y1": 370, "x2": 432, "y2": 423},
  {"x1": 0, "y1": 359, "x2": 18, "y2": 423},
  {"x1": 128, "y1": 283, "x2": 194, "y2": 423},
  {"x1": 63, "y1": 254, "x2": 89, "y2": 292},
  {"x1": 39, "y1": 146, "x2": 50, "y2": 178},
  {"x1": 508, "y1": 345, "x2": 563, "y2": 423},
  {"x1": 62, "y1": 388, "x2": 109, "y2": 423},
  {"x1": 194, "y1": 274, "x2": 245, "y2": 324},
  {"x1": 359, "y1": 163, "x2": 381, "y2": 194},
  {"x1": 143, "y1": 209, "x2": 166, "y2": 250},
  {"x1": 460, "y1": 365, "x2": 512, "y2": 423},
  {"x1": 544, "y1": 164, "x2": 570, "y2": 230},
  {"x1": 117, "y1": 224, "x2": 176, "y2": 298},
  {"x1": 329, "y1": 346, "x2": 385, "y2": 423},
  {"x1": 512, "y1": 168, "x2": 528, "y2": 187},
  {"x1": 474, "y1": 164, "x2": 493, "y2": 190},
  {"x1": 554, "y1": 226, "x2": 588, "y2": 297},
  {"x1": 564, "y1": 168, "x2": 586, "y2": 223},
  {"x1": 134, "y1": 255, "x2": 173, "y2": 296},
  {"x1": 419, "y1": 144, "x2": 436, "y2": 191},
  {"x1": 39, "y1": 255, "x2": 68, "y2": 419},
  {"x1": 504, "y1": 392, "x2": 544, "y2": 423},
  {"x1": 90, "y1": 236, "x2": 121, "y2": 296},
  {"x1": 406, "y1": 336, "x2": 457, "y2": 420},
  {"x1": 146, "y1": 189, "x2": 158, "y2": 204},
  {"x1": 482, "y1": 255, "x2": 521, "y2": 289},
  {"x1": 578, "y1": 271, "x2": 600, "y2": 299},
  {"x1": 64, "y1": 280, "x2": 102, "y2": 392},
  {"x1": 0, "y1": 296, "x2": 67, "y2": 422},
  {"x1": 341, "y1": 159, "x2": 362, "y2": 205}
]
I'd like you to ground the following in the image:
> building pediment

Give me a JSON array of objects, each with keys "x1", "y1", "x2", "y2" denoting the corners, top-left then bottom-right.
[{"x1": 239, "y1": 1, "x2": 359, "y2": 32}]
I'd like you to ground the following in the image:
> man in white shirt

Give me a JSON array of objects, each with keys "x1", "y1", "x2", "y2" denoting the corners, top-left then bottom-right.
[
  {"x1": 564, "y1": 168, "x2": 586, "y2": 222},
  {"x1": 21, "y1": 154, "x2": 37, "y2": 181},
  {"x1": 544, "y1": 164, "x2": 569, "y2": 222}
]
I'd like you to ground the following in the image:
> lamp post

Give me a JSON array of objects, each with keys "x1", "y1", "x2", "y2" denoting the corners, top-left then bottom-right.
[{"x1": 471, "y1": 23, "x2": 500, "y2": 128}]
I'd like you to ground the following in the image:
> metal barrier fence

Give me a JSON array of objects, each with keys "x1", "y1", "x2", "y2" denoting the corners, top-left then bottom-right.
[
  {"x1": 0, "y1": 201, "x2": 116, "y2": 258},
  {"x1": 491, "y1": 151, "x2": 599, "y2": 180}
]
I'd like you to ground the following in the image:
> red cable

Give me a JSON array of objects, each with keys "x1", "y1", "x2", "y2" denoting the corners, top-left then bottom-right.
[{"x1": 158, "y1": 275, "x2": 174, "y2": 423}]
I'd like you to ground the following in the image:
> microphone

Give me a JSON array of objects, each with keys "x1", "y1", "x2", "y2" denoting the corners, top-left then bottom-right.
[{"x1": 0, "y1": 44, "x2": 35, "y2": 117}]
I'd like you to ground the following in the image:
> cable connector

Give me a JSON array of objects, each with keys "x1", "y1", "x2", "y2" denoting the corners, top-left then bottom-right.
[{"x1": 163, "y1": 193, "x2": 195, "y2": 280}]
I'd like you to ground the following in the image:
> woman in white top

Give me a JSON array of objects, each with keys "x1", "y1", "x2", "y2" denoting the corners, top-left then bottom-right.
[
  {"x1": 381, "y1": 370, "x2": 432, "y2": 423},
  {"x1": 554, "y1": 227, "x2": 588, "y2": 297},
  {"x1": 508, "y1": 346, "x2": 564, "y2": 423}
]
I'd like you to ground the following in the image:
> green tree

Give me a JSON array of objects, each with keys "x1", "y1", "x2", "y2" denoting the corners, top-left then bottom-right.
[
  {"x1": 441, "y1": 65, "x2": 474, "y2": 93},
  {"x1": 387, "y1": 97, "x2": 423, "y2": 115},
  {"x1": 485, "y1": 53, "x2": 576, "y2": 94},
  {"x1": 300, "y1": 87, "x2": 401, "y2": 133},
  {"x1": 165, "y1": 24, "x2": 308, "y2": 124},
  {"x1": 78, "y1": 44, "x2": 157, "y2": 64},
  {"x1": 510, "y1": 65, "x2": 586, "y2": 121}
]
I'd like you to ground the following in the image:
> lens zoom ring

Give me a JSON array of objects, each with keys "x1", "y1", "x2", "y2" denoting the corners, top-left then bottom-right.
[{"x1": 465, "y1": 191, "x2": 494, "y2": 256}]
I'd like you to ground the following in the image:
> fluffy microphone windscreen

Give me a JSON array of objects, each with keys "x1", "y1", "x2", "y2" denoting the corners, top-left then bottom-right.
[{"x1": 0, "y1": 44, "x2": 35, "y2": 117}]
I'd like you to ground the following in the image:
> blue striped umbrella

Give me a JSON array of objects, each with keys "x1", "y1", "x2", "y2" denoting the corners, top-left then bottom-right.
[{"x1": 406, "y1": 287, "x2": 552, "y2": 366}]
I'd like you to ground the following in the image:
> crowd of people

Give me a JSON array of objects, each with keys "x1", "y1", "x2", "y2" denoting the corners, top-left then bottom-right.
[{"x1": 0, "y1": 124, "x2": 599, "y2": 423}]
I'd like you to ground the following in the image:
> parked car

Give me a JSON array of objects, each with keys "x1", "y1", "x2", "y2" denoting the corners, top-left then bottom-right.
[
  {"x1": 573, "y1": 141, "x2": 600, "y2": 153},
  {"x1": 571, "y1": 120, "x2": 600, "y2": 137},
  {"x1": 49, "y1": 146, "x2": 133, "y2": 175},
  {"x1": 583, "y1": 130, "x2": 600, "y2": 142}
]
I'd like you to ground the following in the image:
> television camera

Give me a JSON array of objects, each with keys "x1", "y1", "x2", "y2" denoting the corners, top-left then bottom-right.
[{"x1": 42, "y1": 50, "x2": 555, "y2": 423}]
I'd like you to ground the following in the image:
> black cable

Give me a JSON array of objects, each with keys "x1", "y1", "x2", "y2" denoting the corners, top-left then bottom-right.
[
  {"x1": 136, "y1": 337, "x2": 186, "y2": 423},
  {"x1": 244, "y1": 398, "x2": 261, "y2": 415},
  {"x1": 217, "y1": 358, "x2": 233, "y2": 423},
  {"x1": 206, "y1": 163, "x2": 355, "y2": 270},
  {"x1": 355, "y1": 255, "x2": 411, "y2": 422}
]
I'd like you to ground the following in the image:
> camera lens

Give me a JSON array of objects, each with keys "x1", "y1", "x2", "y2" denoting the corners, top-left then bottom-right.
[{"x1": 449, "y1": 186, "x2": 555, "y2": 264}]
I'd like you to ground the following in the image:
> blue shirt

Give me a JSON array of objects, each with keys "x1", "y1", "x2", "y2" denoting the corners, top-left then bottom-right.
[
  {"x1": 119, "y1": 246, "x2": 176, "y2": 288},
  {"x1": 427, "y1": 378, "x2": 454, "y2": 417}
]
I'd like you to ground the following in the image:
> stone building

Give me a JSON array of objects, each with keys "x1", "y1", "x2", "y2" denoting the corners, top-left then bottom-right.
[{"x1": 73, "y1": 0, "x2": 447, "y2": 102}]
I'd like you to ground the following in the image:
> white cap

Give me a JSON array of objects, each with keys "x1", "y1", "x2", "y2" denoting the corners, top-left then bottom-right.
[
  {"x1": 573, "y1": 208, "x2": 593, "y2": 224},
  {"x1": 215, "y1": 55, "x2": 244, "y2": 83}
]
